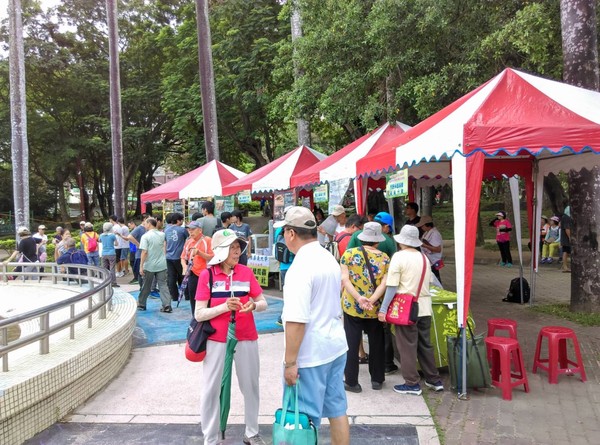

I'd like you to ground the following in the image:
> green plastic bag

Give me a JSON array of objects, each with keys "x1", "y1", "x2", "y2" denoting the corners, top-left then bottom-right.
[
  {"x1": 447, "y1": 323, "x2": 491, "y2": 391},
  {"x1": 273, "y1": 382, "x2": 318, "y2": 445}
]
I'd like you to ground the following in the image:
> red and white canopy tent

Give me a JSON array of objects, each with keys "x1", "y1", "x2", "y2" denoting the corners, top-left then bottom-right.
[
  {"x1": 290, "y1": 122, "x2": 411, "y2": 212},
  {"x1": 140, "y1": 160, "x2": 246, "y2": 213},
  {"x1": 222, "y1": 145, "x2": 327, "y2": 196},
  {"x1": 355, "y1": 68, "x2": 600, "y2": 389}
]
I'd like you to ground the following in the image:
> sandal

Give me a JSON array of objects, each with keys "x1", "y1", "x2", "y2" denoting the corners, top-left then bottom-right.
[
  {"x1": 358, "y1": 354, "x2": 369, "y2": 364},
  {"x1": 137, "y1": 305, "x2": 146, "y2": 311},
  {"x1": 160, "y1": 306, "x2": 173, "y2": 313}
]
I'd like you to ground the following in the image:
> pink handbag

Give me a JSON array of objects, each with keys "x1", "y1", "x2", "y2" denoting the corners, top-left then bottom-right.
[{"x1": 385, "y1": 254, "x2": 427, "y2": 326}]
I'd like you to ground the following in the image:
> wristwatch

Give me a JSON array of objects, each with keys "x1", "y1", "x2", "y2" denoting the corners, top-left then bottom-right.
[{"x1": 283, "y1": 360, "x2": 297, "y2": 368}]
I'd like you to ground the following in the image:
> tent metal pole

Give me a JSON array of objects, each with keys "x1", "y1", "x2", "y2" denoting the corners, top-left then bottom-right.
[
  {"x1": 458, "y1": 327, "x2": 468, "y2": 400},
  {"x1": 530, "y1": 160, "x2": 540, "y2": 305}
]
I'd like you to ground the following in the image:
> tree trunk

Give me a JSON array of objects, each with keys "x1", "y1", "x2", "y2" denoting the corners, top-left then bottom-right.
[
  {"x1": 421, "y1": 185, "x2": 433, "y2": 217},
  {"x1": 291, "y1": 1, "x2": 310, "y2": 147},
  {"x1": 569, "y1": 167, "x2": 600, "y2": 312},
  {"x1": 476, "y1": 214, "x2": 485, "y2": 246},
  {"x1": 57, "y1": 185, "x2": 70, "y2": 226},
  {"x1": 560, "y1": 0, "x2": 600, "y2": 90},
  {"x1": 106, "y1": 0, "x2": 125, "y2": 218},
  {"x1": 8, "y1": 0, "x2": 30, "y2": 237},
  {"x1": 543, "y1": 173, "x2": 568, "y2": 216},
  {"x1": 195, "y1": 0, "x2": 220, "y2": 162},
  {"x1": 560, "y1": 0, "x2": 600, "y2": 312}
]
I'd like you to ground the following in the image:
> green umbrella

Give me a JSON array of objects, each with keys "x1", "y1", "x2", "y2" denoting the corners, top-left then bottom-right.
[{"x1": 219, "y1": 311, "x2": 238, "y2": 440}]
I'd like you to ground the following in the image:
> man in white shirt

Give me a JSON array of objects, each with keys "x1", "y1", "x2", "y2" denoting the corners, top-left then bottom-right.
[
  {"x1": 417, "y1": 215, "x2": 444, "y2": 284},
  {"x1": 275, "y1": 206, "x2": 350, "y2": 445}
]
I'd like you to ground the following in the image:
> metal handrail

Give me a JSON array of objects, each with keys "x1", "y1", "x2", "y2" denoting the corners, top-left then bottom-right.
[{"x1": 0, "y1": 262, "x2": 114, "y2": 372}]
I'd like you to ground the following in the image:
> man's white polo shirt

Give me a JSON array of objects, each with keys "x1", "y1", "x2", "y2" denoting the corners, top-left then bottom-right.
[{"x1": 282, "y1": 240, "x2": 348, "y2": 368}]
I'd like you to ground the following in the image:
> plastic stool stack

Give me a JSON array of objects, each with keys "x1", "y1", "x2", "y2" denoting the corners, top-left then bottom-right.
[
  {"x1": 486, "y1": 318, "x2": 518, "y2": 362},
  {"x1": 532, "y1": 326, "x2": 587, "y2": 384},
  {"x1": 484, "y1": 336, "x2": 530, "y2": 400}
]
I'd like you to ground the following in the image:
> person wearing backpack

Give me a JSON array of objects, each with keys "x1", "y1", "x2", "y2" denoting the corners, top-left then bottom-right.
[
  {"x1": 273, "y1": 223, "x2": 295, "y2": 326},
  {"x1": 81, "y1": 222, "x2": 100, "y2": 266},
  {"x1": 57, "y1": 238, "x2": 89, "y2": 278}
]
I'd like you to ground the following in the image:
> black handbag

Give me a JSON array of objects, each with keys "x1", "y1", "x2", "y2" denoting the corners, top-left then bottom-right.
[{"x1": 186, "y1": 269, "x2": 216, "y2": 357}]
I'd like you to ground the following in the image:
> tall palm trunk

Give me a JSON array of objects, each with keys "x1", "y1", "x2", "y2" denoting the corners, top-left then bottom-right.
[{"x1": 8, "y1": 0, "x2": 30, "y2": 237}]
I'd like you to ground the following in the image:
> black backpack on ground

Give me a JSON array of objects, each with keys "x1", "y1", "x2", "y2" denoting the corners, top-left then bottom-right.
[{"x1": 503, "y1": 277, "x2": 530, "y2": 304}]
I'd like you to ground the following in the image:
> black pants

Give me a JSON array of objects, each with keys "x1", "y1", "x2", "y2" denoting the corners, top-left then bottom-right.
[
  {"x1": 497, "y1": 241, "x2": 512, "y2": 264},
  {"x1": 344, "y1": 313, "x2": 385, "y2": 386},
  {"x1": 186, "y1": 272, "x2": 199, "y2": 316},
  {"x1": 166, "y1": 259, "x2": 184, "y2": 300},
  {"x1": 384, "y1": 323, "x2": 396, "y2": 368},
  {"x1": 431, "y1": 265, "x2": 442, "y2": 285}
]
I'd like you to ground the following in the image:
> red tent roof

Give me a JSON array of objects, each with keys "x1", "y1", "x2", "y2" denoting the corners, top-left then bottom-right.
[
  {"x1": 290, "y1": 122, "x2": 411, "y2": 188},
  {"x1": 140, "y1": 160, "x2": 246, "y2": 205},
  {"x1": 222, "y1": 146, "x2": 327, "y2": 195}
]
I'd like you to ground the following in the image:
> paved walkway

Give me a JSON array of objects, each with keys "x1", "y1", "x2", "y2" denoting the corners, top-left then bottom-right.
[
  {"x1": 21, "y1": 243, "x2": 600, "y2": 444},
  {"x1": 432, "y1": 256, "x2": 600, "y2": 445}
]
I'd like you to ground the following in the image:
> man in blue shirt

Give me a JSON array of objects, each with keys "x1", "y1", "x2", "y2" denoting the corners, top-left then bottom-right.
[
  {"x1": 164, "y1": 212, "x2": 188, "y2": 301},
  {"x1": 126, "y1": 218, "x2": 147, "y2": 288}
]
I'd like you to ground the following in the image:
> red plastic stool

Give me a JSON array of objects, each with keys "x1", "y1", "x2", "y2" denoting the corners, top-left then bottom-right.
[
  {"x1": 487, "y1": 318, "x2": 518, "y2": 338},
  {"x1": 532, "y1": 326, "x2": 587, "y2": 384},
  {"x1": 485, "y1": 337, "x2": 530, "y2": 400},
  {"x1": 486, "y1": 318, "x2": 518, "y2": 362}
]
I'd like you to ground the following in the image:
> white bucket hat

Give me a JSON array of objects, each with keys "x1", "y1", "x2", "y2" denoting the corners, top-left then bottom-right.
[
  {"x1": 358, "y1": 222, "x2": 385, "y2": 243},
  {"x1": 208, "y1": 229, "x2": 248, "y2": 266},
  {"x1": 393, "y1": 225, "x2": 422, "y2": 248}
]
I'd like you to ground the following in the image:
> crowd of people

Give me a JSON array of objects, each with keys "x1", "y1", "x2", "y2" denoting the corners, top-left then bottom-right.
[
  {"x1": 491, "y1": 207, "x2": 573, "y2": 273},
  {"x1": 3, "y1": 200, "x2": 576, "y2": 445}
]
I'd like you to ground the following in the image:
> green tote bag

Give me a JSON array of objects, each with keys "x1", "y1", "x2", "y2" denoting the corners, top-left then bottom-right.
[{"x1": 272, "y1": 381, "x2": 318, "y2": 445}]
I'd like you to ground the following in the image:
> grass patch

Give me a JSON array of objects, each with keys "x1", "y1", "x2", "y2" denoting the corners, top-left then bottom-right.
[
  {"x1": 422, "y1": 392, "x2": 446, "y2": 444},
  {"x1": 530, "y1": 303, "x2": 600, "y2": 326}
]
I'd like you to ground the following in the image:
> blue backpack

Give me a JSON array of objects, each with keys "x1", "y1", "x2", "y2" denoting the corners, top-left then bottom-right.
[{"x1": 69, "y1": 249, "x2": 89, "y2": 265}]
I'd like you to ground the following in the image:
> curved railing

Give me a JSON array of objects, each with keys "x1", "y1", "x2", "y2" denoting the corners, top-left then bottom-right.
[{"x1": 0, "y1": 262, "x2": 114, "y2": 372}]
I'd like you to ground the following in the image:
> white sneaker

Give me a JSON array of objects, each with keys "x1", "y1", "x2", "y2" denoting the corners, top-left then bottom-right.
[
  {"x1": 116, "y1": 271, "x2": 124, "y2": 278},
  {"x1": 243, "y1": 434, "x2": 266, "y2": 445}
]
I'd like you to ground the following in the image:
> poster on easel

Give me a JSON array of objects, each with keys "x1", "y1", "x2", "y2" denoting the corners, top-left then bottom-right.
[
  {"x1": 214, "y1": 195, "x2": 235, "y2": 218},
  {"x1": 314, "y1": 184, "x2": 328, "y2": 203},
  {"x1": 273, "y1": 189, "x2": 296, "y2": 222},
  {"x1": 163, "y1": 201, "x2": 184, "y2": 220},
  {"x1": 328, "y1": 178, "x2": 351, "y2": 214},
  {"x1": 238, "y1": 190, "x2": 251, "y2": 204}
]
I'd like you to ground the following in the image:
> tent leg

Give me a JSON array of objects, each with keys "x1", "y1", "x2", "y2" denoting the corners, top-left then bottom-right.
[{"x1": 458, "y1": 327, "x2": 469, "y2": 400}]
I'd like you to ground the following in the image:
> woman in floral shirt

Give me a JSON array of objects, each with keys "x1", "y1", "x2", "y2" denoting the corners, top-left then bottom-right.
[{"x1": 340, "y1": 222, "x2": 390, "y2": 392}]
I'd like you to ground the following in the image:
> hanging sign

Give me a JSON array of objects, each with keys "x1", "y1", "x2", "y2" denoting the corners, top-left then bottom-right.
[
  {"x1": 237, "y1": 190, "x2": 251, "y2": 204},
  {"x1": 314, "y1": 185, "x2": 328, "y2": 203},
  {"x1": 385, "y1": 169, "x2": 409, "y2": 198}
]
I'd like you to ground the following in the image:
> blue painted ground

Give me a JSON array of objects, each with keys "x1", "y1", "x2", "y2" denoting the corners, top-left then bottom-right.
[{"x1": 129, "y1": 291, "x2": 283, "y2": 348}]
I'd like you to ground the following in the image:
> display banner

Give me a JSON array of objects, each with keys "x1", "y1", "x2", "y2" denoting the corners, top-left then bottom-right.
[
  {"x1": 314, "y1": 184, "x2": 328, "y2": 203},
  {"x1": 214, "y1": 195, "x2": 235, "y2": 217},
  {"x1": 273, "y1": 189, "x2": 296, "y2": 222},
  {"x1": 328, "y1": 178, "x2": 351, "y2": 213},
  {"x1": 385, "y1": 169, "x2": 409, "y2": 198},
  {"x1": 248, "y1": 255, "x2": 270, "y2": 287}
]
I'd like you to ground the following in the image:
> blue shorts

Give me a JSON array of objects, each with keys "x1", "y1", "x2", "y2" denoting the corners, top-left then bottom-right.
[
  {"x1": 120, "y1": 248, "x2": 130, "y2": 260},
  {"x1": 286, "y1": 353, "x2": 347, "y2": 427}
]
